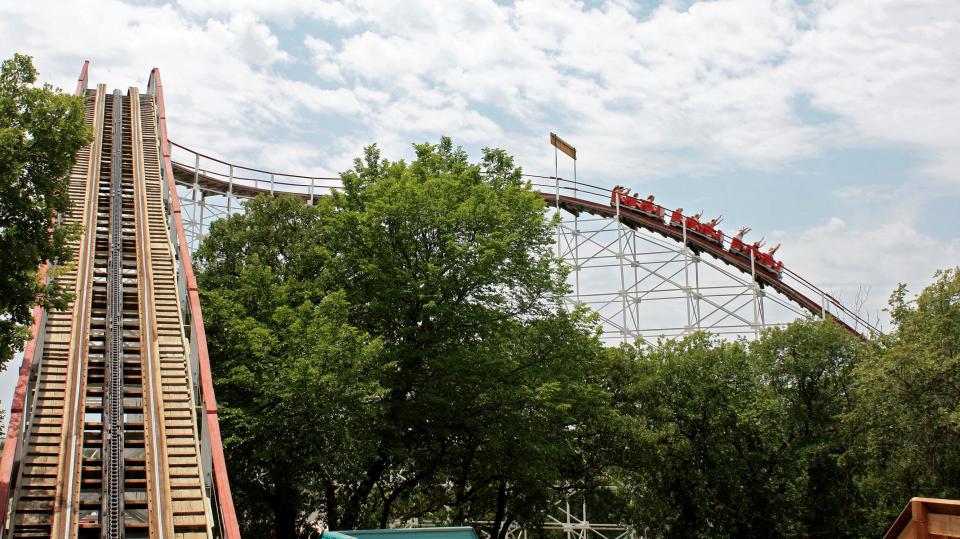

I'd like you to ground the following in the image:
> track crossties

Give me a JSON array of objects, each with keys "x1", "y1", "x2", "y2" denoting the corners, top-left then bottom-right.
[{"x1": 6, "y1": 85, "x2": 212, "y2": 538}]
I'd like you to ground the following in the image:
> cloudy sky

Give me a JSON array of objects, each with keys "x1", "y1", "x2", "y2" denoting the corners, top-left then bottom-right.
[{"x1": 1, "y1": 1, "x2": 958, "y2": 346}]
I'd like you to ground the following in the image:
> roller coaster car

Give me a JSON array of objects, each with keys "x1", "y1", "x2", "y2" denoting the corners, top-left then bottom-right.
[
  {"x1": 669, "y1": 209, "x2": 684, "y2": 228},
  {"x1": 611, "y1": 192, "x2": 666, "y2": 221},
  {"x1": 697, "y1": 222, "x2": 724, "y2": 245},
  {"x1": 729, "y1": 238, "x2": 783, "y2": 278},
  {"x1": 669, "y1": 210, "x2": 722, "y2": 245},
  {"x1": 729, "y1": 236, "x2": 750, "y2": 256},
  {"x1": 637, "y1": 199, "x2": 666, "y2": 219},
  {"x1": 757, "y1": 251, "x2": 784, "y2": 276},
  {"x1": 611, "y1": 191, "x2": 638, "y2": 208}
]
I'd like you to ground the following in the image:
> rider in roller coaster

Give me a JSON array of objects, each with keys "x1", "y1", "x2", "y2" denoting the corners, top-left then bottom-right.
[{"x1": 611, "y1": 188, "x2": 784, "y2": 276}]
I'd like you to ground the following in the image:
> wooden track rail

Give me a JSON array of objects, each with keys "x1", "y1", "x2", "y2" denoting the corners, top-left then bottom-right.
[
  {"x1": 148, "y1": 68, "x2": 241, "y2": 539},
  {"x1": 133, "y1": 88, "x2": 210, "y2": 537},
  {"x1": 1, "y1": 65, "x2": 219, "y2": 538},
  {"x1": 5, "y1": 84, "x2": 104, "y2": 539}
]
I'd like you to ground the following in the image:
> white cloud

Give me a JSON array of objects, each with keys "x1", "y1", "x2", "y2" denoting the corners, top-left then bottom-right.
[
  {"x1": 2, "y1": 0, "x2": 958, "y2": 332},
  {"x1": 832, "y1": 185, "x2": 900, "y2": 202},
  {"x1": 56, "y1": 0, "x2": 952, "y2": 186},
  {"x1": 782, "y1": 1, "x2": 960, "y2": 182},
  {"x1": 251, "y1": 0, "x2": 960, "y2": 183},
  {"x1": 304, "y1": 36, "x2": 344, "y2": 82},
  {"x1": 206, "y1": 12, "x2": 291, "y2": 66},
  {"x1": 781, "y1": 216, "x2": 960, "y2": 328},
  {"x1": 176, "y1": 0, "x2": 362, "y2": 26},
  {"x1": 0, "y1": 0, "x2": 387, "y2": 174}
]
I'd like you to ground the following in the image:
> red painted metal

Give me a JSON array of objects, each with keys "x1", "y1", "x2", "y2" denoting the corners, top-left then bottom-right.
[
  {"x1": 0, "y1": 267, "x2": 47, "y2": 532},
  {"x1": 148, "y1": 67, "x2": 242, "y2": 539},
  {"x1": 669, "y1": 208, "x2": 683, "y2": 227},
  {"x1": 0, "y1": 60, "x2": 91, "y2": 530},
  {"x1": 75, "y1": 60, "x2": 89, "y2": 96}
]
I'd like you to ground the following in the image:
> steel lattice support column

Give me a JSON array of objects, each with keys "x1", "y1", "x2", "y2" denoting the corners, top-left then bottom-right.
[{"x1": 552, "y1": 197, "x2": 805, "y2": 344}]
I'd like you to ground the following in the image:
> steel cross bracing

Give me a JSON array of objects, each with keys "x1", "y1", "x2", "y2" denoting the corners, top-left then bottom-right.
[
  {"x1": 469, "y1": 492, "x2": 634, "y2": 539},
  {"x1": 553, "y1": 205, "x2": 807, "y2": 344}
]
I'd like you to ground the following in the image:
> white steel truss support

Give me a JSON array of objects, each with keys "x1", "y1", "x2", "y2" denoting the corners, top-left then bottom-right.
[
  {"x1": 552, "y1": 205, "x2": 786, "y2": 343},
  {"x1": 472, "y1": 493, "x2": 636, "y2": 539},
  {"x1": 177, "y1": 183, "x2": 244, "y2": 252}
]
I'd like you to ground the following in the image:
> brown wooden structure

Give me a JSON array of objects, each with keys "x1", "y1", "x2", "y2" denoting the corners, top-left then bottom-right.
[{"x1": 886, "y1": 498, "x2": 960, "y2": 538}]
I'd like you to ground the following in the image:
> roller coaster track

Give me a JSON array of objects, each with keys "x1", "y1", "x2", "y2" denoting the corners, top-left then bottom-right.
[
  {"x1": 0, "y1": 63, "x2": 241, "y2": 538},
  {"x1": 543, "y1": 188, "x2": 876, "y2": 336},
  {"x1": 163, "y1": 145, "x2": 878, "y2": 340},
  {"x1": 0, "y1": 58, "x2": 878, "y2": 539}
]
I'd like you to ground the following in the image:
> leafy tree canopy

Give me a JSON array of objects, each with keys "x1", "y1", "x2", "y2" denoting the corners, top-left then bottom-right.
[
  {"x1": 847, "y1": 268, "x2": 960, "y2": 534},
  {"x1": 0, "y1": 53, "x2": 90, "y2": 365},
  {"x1": 196, "y1": 138, "x2": 613, "y2": 538},
  {"x1": 196, "y1": 133, "x2": 960, "y2": 538},
  {"x1": 613, "y1": 321, "x2": 866, "y2": 538}
]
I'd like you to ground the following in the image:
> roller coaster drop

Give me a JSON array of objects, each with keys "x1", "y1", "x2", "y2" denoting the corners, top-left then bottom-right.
[{"x1": 0, "y1": 61, "x2": 878, "y2": 539}]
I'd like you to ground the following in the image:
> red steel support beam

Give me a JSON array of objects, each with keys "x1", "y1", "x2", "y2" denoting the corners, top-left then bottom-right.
[
  {"x1": 75, "y1": 59, "x2": 89, "y2": 96},
  {"x1": 0, "y1": 267, "x2": 47, "y2": 532}
]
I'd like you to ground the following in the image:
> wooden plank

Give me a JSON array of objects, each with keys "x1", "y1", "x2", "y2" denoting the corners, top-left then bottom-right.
[
  {"x1": 929, "y1": 513, "x2": 960, "y2": 537},
  {"x1": 550, "y1": 132, "x2": 576, "y2": 160}
]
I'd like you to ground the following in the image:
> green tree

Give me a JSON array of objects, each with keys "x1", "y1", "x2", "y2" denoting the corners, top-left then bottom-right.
[
  {"x1": 847, "y1": 268, "x2": 960, "y2": 534},
  {"x1": 409, "y1": 308, "x2": 614, "y2": 539},
  {"x1": 0, "y1": 53, "x2": 90, "y2": 364},
  {"x1": 752, "y1": 319, "x2": 866, "y2": 536},
  {"x1": 614, "y1": 319, "x2": 865, "y2": 538},
  {"x1": 196, "y1": 195, "x2": 386, "y2": 537},
  {"x1": 616, "y1": 334, "x2": 786, "y2": 538},
  {"x1": 196, "y1": 138, "x2": 611, "y2": 537}
]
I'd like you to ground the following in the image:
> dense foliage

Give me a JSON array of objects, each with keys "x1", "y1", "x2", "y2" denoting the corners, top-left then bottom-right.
[
  {"x1": 196, "y1": 139, "x2": 613, "y2": 538},
  {"x1": 196, "y1": 138, "x2": 960, "y2": 538},
  {"x1": 846, "y1": 269, "x2": 960, "y2": 532},
  {"x1": 611, "y1": 319, "x2": 866, "y2": 537},
  {"x1": 0, "y1": 54, "x2": 90, "y2": 365}
]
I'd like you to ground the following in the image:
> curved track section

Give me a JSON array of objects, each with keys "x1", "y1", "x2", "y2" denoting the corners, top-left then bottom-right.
[
  {"x1": 163, "y1": 144, "x2": 877, "y2": 340},
  {"x1": 539, "y1": 182, "x2": 877, "y2": 338}
]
